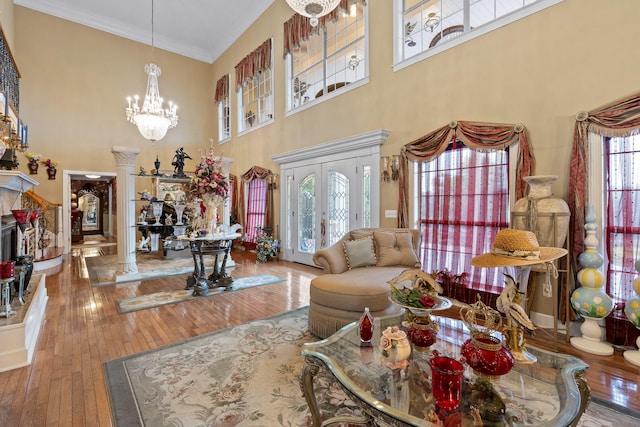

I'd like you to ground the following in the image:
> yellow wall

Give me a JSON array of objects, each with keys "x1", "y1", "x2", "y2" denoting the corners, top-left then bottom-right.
[{"x1": 12, "y1": 6, "x2": 213, "y2": 201}]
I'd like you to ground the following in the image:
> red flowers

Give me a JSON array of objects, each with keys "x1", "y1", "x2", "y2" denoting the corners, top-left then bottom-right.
[{"x1": 419, "y1": 296, "x2": 435, "y2": 308}]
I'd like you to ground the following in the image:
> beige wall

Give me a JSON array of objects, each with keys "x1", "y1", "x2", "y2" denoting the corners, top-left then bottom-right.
[
  {"x1": 5, "y1": 1, "x2": 640, "y2": 313},
  {"x1": 12, "y1": 6, "x2": 214, "y2": 203}
]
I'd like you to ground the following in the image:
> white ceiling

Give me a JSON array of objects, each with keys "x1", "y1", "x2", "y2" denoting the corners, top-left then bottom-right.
[{"x1": 15, "y1": 0, "x2": 276, "y2": 64}]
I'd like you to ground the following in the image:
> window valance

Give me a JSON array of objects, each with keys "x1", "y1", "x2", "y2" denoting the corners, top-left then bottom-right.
[
  {"x1": 214, "y1": 74, "x2": 229, "y2": 103},
  {"x1": 235, "y1": 38, "x2": 272, "y2": 91},
  {"x1": 283, "y1": 0, "x2": 366, "y2": 58},
  {"x1": 397, "y1": 120, "x2": 534, "y2": 227}
]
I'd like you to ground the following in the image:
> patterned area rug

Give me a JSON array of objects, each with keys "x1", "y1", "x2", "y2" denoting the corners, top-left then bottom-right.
[
  {"x1": 104, "y1": 308, "x2": 640, "y2": 427},
  {"x1": 86, "y1": 252, "x2": 198, "y2": 287},
  {"x1": 115, "y1": 275, "x2": 285, "y2": 313}
]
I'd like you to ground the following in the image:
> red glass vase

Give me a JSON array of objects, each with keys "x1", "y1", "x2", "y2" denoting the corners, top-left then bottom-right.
[
  {"x1": 358, "y1": 307, "x2": 374, "y2": 342},
  {"x1": 461, "y1": 333, "x2": 514, "y2": 379},
  {"x1": 11, "y1": 209, "x2": 32, "y2": 233}
]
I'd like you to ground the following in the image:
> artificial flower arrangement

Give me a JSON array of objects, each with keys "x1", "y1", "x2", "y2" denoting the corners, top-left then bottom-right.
[
  {"x1": 188, "y1": 145, "x2": 229, "y2": 199},
  {"x1": 256, "y1": 227, "x2": 279, "y2": 263},
  {"x1": 25, "y1": 152, "x2": 41, "y2": 162},
  {"x1": 41, "y1": 158, "x2": 59, "y2": 168},
  {"x1": 388, "y1": 269, "x2": 443, "y2": 309}
]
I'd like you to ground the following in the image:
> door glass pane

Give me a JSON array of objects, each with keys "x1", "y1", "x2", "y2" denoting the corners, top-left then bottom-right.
[
  {"x1": 362, "y1": 165, "x2": 371, "y2": 227},
  {"x1": 298, "y1": 174, "x2": 316, "y2": 253},
  {"x1": 328, "y1": 171, "x2": 349, "y2": 246},
  {"x1": 286, "y1": 175, "x2": 293, "y2": 250}
]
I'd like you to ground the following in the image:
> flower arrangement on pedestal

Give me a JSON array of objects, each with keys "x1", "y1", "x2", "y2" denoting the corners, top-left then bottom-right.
[
  {"x1": 256, "y1": 227, "x2": 279, "y2": 263},
  {"x1": 187, "y1": 146, "x2": 229, "y2": 235}
]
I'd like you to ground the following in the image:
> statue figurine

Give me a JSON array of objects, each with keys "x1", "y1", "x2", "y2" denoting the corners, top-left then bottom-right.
[
  {"x1": 138, "y1": 166, "x2": 147, "y2": 176},
  {"x1": 164, "y1": 213, "x2": 173, "y2": 225},
  {"x1": 137, "y1": 236, "x2": 150, "y2": 252},
  {"x1": 138, "y1": 209, "x2": 148, "y2": 224},
  {"x1": 172, "y1": 147, "x2": 192, "y2": 178}
]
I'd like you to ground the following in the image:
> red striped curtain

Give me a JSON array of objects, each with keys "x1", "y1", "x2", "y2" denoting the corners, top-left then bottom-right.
[
  {"x1": 237, "y1": 166, "x2": 275, "y2": 246},
  {"x1": 419, "y1": 142, "x2": 509, "y2": 305}
]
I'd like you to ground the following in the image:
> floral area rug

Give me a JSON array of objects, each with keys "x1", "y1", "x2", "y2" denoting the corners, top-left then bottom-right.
[
  {"x1": 104, "y1": 308, "x2": 640, "y2": 427},
  {"x1": 115, "y1": 275, "x2": 285, "y2": 313}
]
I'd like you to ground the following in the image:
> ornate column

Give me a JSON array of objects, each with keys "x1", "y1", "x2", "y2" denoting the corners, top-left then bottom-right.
[{"x1": 111, "y1": 146, "x2": 140, "y2": 276}]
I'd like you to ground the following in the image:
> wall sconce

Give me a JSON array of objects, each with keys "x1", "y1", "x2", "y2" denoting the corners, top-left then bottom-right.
[
  {"x1": 391, "y1": 155, "x2": 400, "y2": 181},
  {"x1": 381, "y1": 155, "x2": 401, "y2": 182},
  {"x1": 381, "y1": 156, "x2": 391, "y2": 182}
]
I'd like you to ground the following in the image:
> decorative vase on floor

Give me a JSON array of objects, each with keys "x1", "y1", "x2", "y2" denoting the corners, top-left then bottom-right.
[
  {"x1": 513, "y1": 175, "x2": 570, "y2": 249},
  {"x1": 47, "y1": 167, "x2": 57, "y2": 180},
  {"x1": 623, "y1": 259, "x2": 640, "y2": 367},
  {"x1": 28, "y1": 160, "x2": 38, "y2": 174},
  {"x1": 570, "y1": 204, "x2": 613, "y2": 355}
]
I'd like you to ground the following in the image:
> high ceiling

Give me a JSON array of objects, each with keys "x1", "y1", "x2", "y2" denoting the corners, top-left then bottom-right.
[{"x1": 15, "y1": 0, "x2": 276, "y2": 64}]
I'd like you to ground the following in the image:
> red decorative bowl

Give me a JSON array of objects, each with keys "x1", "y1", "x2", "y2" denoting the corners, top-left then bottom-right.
[
  {"x1": 406, "y1": 320, "x2": 438, "y2": 350},
  {"x1": 461, "y1": 334, "x2": 514, "y2": 378}
]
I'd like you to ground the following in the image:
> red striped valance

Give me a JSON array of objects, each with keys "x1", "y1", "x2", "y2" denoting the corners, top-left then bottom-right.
[
  {"x1": 214, "y1": 74, "x2": 229, "y2": 103},
  {"x1": 283, "y1": 0, "x2": 367, "y2": 58},
  {"x1": 235, "y1": 38, "x2": 272, "y2": 91}
]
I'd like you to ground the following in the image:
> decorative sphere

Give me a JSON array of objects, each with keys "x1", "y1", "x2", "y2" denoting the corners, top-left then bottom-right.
[
  {"x1": 576, "y1": 267, "x2": 605, "y2": 289},
  {"x1": 578, "y1": 251, "x2": 603, "y2": 269},
  {"x1": 571, "y1": 287, "x2": 613, "y2": 319},
  {"x1": 625, "y1": 298, "x2": 640, "y2": 329},
  {"x1": 633, "y1": 277, "x2": 640, "y2": 296}
]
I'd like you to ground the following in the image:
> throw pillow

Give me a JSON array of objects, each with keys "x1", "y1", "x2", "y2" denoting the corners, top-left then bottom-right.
[
  {"x1": 374, "y1": 231, "x2": 420, "y2": 268},
  {"x1": 343, "y1": 236, "x2": 376, "y2": 269}
]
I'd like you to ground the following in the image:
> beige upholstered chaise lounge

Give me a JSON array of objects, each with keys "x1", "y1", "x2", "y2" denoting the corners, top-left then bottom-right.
[{"x1": 309, "y1": 228, "x2": 421, "y2": 338}]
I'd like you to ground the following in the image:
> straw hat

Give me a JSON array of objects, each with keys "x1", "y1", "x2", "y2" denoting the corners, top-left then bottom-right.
[{"x1": 471, "y1": 229, "x2": 567, "y2": 268}]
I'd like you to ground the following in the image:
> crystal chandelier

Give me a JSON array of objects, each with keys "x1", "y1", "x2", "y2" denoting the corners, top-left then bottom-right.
[
  {"x1": 285, "y1": 0, "x2": 341, "y2": 27},
  {"x1": 125, "y1": 0, "x2": 178, "y2": 142}
]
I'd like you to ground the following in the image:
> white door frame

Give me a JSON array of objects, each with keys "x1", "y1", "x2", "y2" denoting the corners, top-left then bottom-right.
[
  {"x1": 273, "y1": 129, "x2": 390, "y2": 263},
  {"x1": 62, "y1": 170, "x2": 117, "y2": 254}
]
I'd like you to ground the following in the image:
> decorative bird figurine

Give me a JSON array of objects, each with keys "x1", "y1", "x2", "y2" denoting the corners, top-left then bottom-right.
[
  {"x1": 388, "y1": 269, "x2": 443, "y2": 295},
  {"x1": 496, "y1": 274, "x2": 536, "y2": 333}
]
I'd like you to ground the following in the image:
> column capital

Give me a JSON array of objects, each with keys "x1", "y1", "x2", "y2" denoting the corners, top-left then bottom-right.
[{"x1": 111, "y1": 146, "x2": 140, "y2": 166}]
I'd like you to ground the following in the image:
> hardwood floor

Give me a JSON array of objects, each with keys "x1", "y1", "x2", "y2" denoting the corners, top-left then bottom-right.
[{"x1": 0, "y1": 246, "x2": 638, "y2": 426}]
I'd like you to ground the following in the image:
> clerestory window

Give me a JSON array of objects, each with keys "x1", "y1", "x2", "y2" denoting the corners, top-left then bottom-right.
[
  {"x1": 284, "y1": 0, "x2": 368, "y2": 112},
  {"x1": 394, "y1": 0, "x2": 564, "y2": 70}
]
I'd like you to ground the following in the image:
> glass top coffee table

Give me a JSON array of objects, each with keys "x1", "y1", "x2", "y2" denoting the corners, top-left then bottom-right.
[{"x1": 301, "y1": 314, "x2": 589, "y2": 427}]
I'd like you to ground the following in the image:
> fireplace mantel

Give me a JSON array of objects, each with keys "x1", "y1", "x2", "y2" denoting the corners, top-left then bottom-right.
[{"x1": 0, "y1": 171, "x2": 38, "y2": 217}]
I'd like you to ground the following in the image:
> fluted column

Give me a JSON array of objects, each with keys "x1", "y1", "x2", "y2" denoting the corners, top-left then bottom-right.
[{"x1": 112, "y1": 146, "x2": 140, "y2": 276}]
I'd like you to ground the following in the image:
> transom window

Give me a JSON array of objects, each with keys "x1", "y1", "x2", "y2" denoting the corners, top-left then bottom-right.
[
  {"x1": 285, "y1": 1, "x2": 367, "y2": 112},
  {"x1": 394, "y1": 0, "x2": 563, "y2": 69}
]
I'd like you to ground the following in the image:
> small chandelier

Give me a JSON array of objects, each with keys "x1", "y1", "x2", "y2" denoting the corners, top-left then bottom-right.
[
  {"x1": 125, "y1": 0, "x2": 178, "y2": 142},
  {"x1": 285, "y1": 0, "x2": 341, "y2": 27}
]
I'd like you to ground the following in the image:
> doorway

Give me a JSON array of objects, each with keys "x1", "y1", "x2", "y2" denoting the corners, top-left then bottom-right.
[
  {"x1": 63, "y1": 170, "x2": 117, "y2": 253},
  {"x1": 274, "y1": 130, "x2": 389, "y2": 266}
]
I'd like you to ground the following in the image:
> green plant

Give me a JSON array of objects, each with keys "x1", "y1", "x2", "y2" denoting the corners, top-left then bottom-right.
[{"x1": 256, "y1": 227, "x2": 278, "y2": 263}]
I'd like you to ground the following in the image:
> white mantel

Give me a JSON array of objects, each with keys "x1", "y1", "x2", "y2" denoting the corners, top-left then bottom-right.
[{"x1": 0, "y1": 171, "x2": 38, "y2": 216}]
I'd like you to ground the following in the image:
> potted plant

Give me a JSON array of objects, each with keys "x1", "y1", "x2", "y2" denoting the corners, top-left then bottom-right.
[{"x1": 256, "y1": 227, "x2": 278, "y2": 263}]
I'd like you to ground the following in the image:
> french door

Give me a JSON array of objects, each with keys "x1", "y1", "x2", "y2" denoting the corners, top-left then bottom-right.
[{"x1": 274, "y1": 129, "x2": 388, "y2": 266}]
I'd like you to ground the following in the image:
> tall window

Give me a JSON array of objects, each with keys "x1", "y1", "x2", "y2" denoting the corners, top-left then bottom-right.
[
  {"x1": 604, "y1": 135, "x2": 640, "y2": 309},
  {"x1": 235, "y1": 39, "x2": 273, "y2": 133},
  {"x1": 245, "y1": 178, "x2": 268, "y2": 244},
  {"x1": 215, "y1": 74, "x2": 230, "y2": 143},
  {"x1": 418, "y1": 142, "x2": 509, "y2": 303},
  {"x1": 394, "y1": 0, "x2": 563, "y2": 68},
  {"x1": 284, "y1": 1, "x2": 367, "y2": 112}
]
